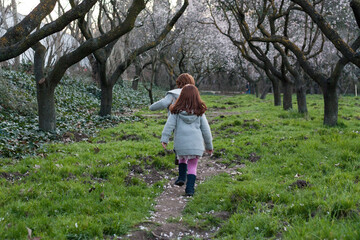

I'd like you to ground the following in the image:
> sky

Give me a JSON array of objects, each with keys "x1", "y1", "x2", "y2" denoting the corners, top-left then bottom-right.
[
  {"x1": 16, "y1": 0, "x2": 69, "y2": 15},
  {"x1": 15, "y1": 0, "x2": 178, "y2": 15}
]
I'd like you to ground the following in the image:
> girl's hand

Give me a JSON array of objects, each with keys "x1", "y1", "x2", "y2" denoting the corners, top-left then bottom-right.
[
  {"x1": 162, "y1": 142, "x2": 168, "y2": 149},
  {"x1": 206, "y1": 149, "x2": 213, "y2": 155}
]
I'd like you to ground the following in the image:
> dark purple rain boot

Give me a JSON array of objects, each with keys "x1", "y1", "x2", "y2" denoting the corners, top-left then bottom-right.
[
  {"x1": 175, "y1": 163, "x2": 187, "y2": 186},
  {"x1": 185, "y1": 174, "x2": 196, "y2": 196}
]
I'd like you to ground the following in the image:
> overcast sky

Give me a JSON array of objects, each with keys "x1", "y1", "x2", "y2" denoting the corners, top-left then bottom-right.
[
  {"x1": 16, "y1": 0, "x2": 178, "y2": 15},
  {"x1": 16, "y1": 1, "x2": 69, "y2": 15}
]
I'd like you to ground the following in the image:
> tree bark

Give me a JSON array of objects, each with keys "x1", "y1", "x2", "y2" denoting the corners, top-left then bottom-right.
[
  {"x1": 99, "y1": 82, "x2": 114, "y2": 116},
  {"x1": 148, "y1": 90, "x2": 154, "y2": 104},
  {"x1": 33, "y1": 42, "x2": 56, "y2": 131},
  {"x1": 37, "y1": 85, "x2": 56, "y2": 131},
  {"x1": 282, "y1": 80, "x2": 293, "y2": 110},
  {"x1": 351, "y1": 0, "x2": 360, "y2": 29},
  {"x1": 148, "y1": 61, "x2": 156, "y2": 104},
  {"x1": 255, "y1": 83, "x2": 259, "y2": 98},
  {"x1": 273, "y1": 80, "x2": 281, "y2": 106},
  {"x1": 98, "y1": 62, "x2": 113, "y2": 116},
  {"x1": 87, "y1": 54, "x2": 101, "y2": 84},
  {"x1": 296, "y1": 83, "x2": 308, "y2": 114},
  {"x1": 132, "y1": 78, "x2": 139, "y2": 90},
  {"x1": 0, "y1": 0, "x2": 97, "y2": 61},
  {"x1": 132, "y1": 62, "x2": 142, "y2": 90},
  {"x1": 260, "y1": 84, "x2": 271, "y2": 99},
  {"x1": 323, "y1": 81, "x2": 338, "y2": 126},
  {"x1": 11, "y1": 0, "x2": 20, "y2": 69},
  {"x1": 0, "y1": 0, "x2": 57, "y2": 48}
]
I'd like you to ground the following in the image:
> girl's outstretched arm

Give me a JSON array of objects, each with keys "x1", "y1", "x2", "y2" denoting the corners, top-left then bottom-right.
[{"x1": 149, "y1": 94, "x2": 173, "y2": 111}]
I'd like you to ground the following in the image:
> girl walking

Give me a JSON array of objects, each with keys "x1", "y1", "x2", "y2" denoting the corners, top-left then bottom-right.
[
  {"x1": 149, "y1": 73, "x2": 195, "y2": 113},
  {"x1": 161, "y1": 84, "x2": 213, "y2": 196},
  {"x1": 150, "y1": 73, "x2": 195, "y2": 166}
]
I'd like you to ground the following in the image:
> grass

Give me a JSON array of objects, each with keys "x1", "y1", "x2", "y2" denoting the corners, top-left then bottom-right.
[
  {"x1": 1, "y1": 93, "x2": 360, "y2": 239},
  {"x1": 0, "y1": 113, "x2": 174, "y2": 239},
  {"x1": 181, "y1": 94, "x2": 360, "y2": 239}
]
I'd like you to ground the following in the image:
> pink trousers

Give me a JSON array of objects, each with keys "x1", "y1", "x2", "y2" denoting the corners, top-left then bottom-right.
[{"x1": 178, "y1": 157, "x2": 199, "y2": 175}]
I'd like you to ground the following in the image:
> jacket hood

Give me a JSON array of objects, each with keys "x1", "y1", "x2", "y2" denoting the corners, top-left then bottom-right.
[
  {"x1": 179, "y1": 111, "x2": 199, "y2": 124},
  {"x1": 167, "y1": 88, "x2": 182, "y2": 96}
]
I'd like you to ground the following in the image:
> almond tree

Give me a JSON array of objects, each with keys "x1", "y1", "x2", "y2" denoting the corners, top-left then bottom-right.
[
  {"x1": 206, "y1": 0, "x2": 283, "y2": 107},
  {"x1": 31, "y1": 0, "x2": 147, "y2": 131},
  {"x1": 206, "y1": 0, "x2": 327, "y2": 112},
  {"x1": 250, "y1": 0, "x2": 360, "y2": 125},
  {"x1": 73, "y1": 0, "x2": 188, "y2": 116},
  {"x1": 153, "y1": 0, "x2": 237, "y2": 91}
]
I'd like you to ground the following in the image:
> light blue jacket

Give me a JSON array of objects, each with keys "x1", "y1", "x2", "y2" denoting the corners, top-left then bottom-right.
[
  {"x1": 149, "y1": 89, "x2": 182, "y2": 112},
  {"x1": 161, "y1": 111, "x2": 213, "y2": 156}
]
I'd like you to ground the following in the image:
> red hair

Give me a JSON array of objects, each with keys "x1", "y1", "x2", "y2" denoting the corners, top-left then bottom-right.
[
  {"x1": 170, "y1": 84, "x2": 207, "y2": 116},
  {"x1": 176, "y1": 73, "x2": 195, "y2": 88}
]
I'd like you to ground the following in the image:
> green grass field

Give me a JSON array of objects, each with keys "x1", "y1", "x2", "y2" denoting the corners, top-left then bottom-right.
[{"x1": 1, "y1": 93, "x2": 360, "y2": 239}]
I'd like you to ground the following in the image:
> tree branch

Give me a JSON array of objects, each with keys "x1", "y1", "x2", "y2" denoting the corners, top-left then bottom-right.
[{"x1": 0, "y1": 0, "x2": 98, "y2": 61}]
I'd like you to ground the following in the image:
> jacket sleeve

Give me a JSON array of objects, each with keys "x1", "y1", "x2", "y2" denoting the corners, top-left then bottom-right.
[
  {"x1": 161, "y1": 114, "x2": 177, "y2": 143},
  {"x1": 200, "y1": 114, "x2": 213, "y2": 150},
  {"x1": 149, "y1": 94, "x2": 174, "y2": 111}
]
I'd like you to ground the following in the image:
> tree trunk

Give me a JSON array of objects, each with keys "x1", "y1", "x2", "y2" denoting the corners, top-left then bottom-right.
[
  {"x1": 282, "y1": 80, "x2": 293, "y2": 110},
  {"x1": 37, "y1": 85, "x2": 56, "y2": 131},
  {"x1": 260, "y1": 85, "x2": 271, "y2": 99},
  {"x1": 132, "y1": 78, "x2": 139, "y2": 90},
  {"x1": 273, "y1": 80, "x2": 281, "y2": 106},
  {"x1": 169, "y1": 75, "x2": 176, "y2": 89},
  {"x1": 148, "y1": 89, "x2": 154, "y2": 104},
  {"x1": 323, "y1": 81, "x2": 338, "y2": 126},
  {"x1": 99, "y1": 82, "x2": 114, "y2": 116},
  {"x1": 148, "y1": 59, "x2": 156, "y2": 104},
  {"x1": 132, "y1": 62, "x2": 142, "y2": 90},
  {"x1": 88, "y1": 54, "x2": 101, "y2": 84},
  {"x1": 296, "y1": 84, "x2": 308, "y2": 114},
  {"x1": 255, "y1": 83, "x2": 259, "y2": 97},
  {"x1": 11, "y1": 0, "x2": 20, "y2": 69},
  {"x1": 33, "y1": 42, "x2": 56, "y2": 131},
  {"x1": 99, "y1": 63, "x2": 113, "y2": 116}
]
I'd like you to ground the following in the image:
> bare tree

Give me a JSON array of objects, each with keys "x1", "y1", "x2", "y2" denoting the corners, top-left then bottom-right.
[
  {"x1": 74, "y1": 0, "x2": 189, "y2": 116},
  {"x1": 32, "y1": 0, "x2": 146, "y2": 131},
  {"x1": 248, "y1": 0, "x2": 360, "y2": 125}
]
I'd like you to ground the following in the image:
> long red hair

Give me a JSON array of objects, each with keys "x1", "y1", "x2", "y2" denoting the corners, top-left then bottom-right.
[{"x1": 170, "y1": 84, "x2": 207, "y2": 116}]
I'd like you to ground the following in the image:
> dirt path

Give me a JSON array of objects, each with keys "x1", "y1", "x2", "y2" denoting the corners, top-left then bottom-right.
[{"x1": 122, "y1": 156, "x2": 243, "y2": 240}]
